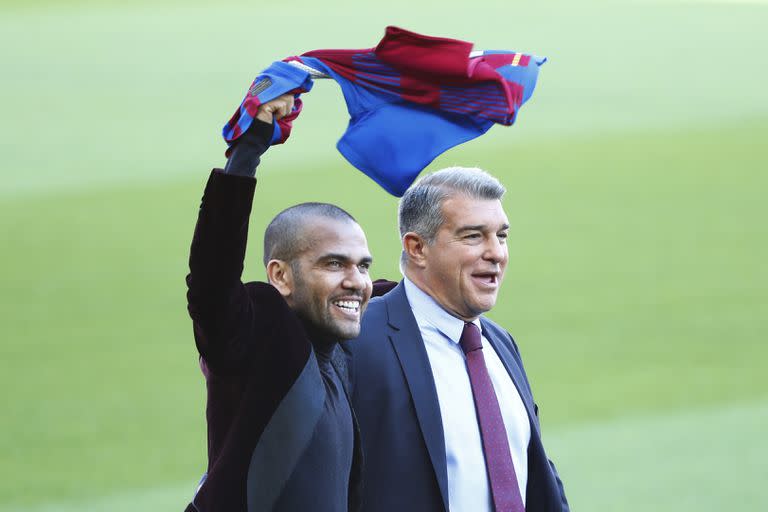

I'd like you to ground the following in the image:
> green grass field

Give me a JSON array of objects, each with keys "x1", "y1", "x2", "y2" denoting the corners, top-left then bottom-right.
[{"x1": 1, "y1": 0, "x2": 766, "y2": 510}]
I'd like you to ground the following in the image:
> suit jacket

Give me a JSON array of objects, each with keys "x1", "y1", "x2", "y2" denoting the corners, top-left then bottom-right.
[
  {"x1": 345, "y1": 281, "x2": 568, "y2": 512},
  {"x1": 185, "y1": 170, "x2": 362, "y2": 512}
]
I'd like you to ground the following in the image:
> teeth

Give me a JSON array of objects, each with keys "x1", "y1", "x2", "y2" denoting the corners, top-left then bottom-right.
[{"x1": 334, "y1": 300, "x2": 360, "y2": 311}]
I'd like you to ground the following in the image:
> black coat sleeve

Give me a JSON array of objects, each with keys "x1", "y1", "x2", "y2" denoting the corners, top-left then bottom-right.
[{"x1": 185, "y1": 122, "x2": 308, "y2": 374}]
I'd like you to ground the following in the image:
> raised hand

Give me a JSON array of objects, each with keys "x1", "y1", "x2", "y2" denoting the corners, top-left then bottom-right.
[{"x1": 255, "y1": 94, "x2": 295, "y2": 124}]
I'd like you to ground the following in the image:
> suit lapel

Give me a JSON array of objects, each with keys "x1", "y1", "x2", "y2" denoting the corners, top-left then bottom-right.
[
  {"x1": 246, "y1": 352, "x2": 326, "y2": 512},
  {"x1": 481, "y1": 321, "x2": 540, "y2": 435},
  {"x1": 385, "y1": 284, "x2": 450, "y2": 512}
]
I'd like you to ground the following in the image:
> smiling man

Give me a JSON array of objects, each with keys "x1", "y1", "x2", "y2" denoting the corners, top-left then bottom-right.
[
  {"x1": 185, "y1": 94, "x2": 372, "y2": 512},
  {"x1": 345, "y1": 168, "x2": 569, "y2": 512}
]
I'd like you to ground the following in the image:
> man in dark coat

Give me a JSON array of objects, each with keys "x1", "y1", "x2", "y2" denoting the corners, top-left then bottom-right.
[{"x1": 185, "y1": 94, "x2": 372, "y2": 512}]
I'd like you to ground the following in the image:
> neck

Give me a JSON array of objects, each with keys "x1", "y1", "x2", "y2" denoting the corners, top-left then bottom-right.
[
  {"x1": 313, "y1": 342, "x2": 337, "y2": 366},
  {"x1": 300, "y1": 322, "x2": 339, "y2": 357},
  {"x1": 404, "y1": 269, "x2": 479, "y2": 322}
]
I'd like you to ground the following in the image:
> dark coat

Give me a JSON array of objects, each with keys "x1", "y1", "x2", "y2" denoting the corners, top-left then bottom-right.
[
  {"x1": 344, "y1": 282, "x2": 569, "y2": 512},
  {"x1": 184, "y1": 170, "x2": 362, "y2": 512}
]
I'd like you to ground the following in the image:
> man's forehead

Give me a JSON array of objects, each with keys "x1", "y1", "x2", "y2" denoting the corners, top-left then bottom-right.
[
  {"x1": 441, "y1": 195, "x2": 508, "y2": 228},
  {"x1": 303, "y1": 215, "x2": 363, "y2": 236},
  {"x1": 301, "y1": 217, "x2": 370, "y2": 256}
]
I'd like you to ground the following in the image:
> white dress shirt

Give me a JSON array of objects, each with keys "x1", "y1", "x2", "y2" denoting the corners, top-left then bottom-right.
[{"x1": 403, "y1": 277, "x2": 531, "y2": 512}]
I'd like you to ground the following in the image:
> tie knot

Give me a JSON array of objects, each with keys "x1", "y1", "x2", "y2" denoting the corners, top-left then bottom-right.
[{"x1": 459, "y1": 322, "x2": 482, "y2": 354}]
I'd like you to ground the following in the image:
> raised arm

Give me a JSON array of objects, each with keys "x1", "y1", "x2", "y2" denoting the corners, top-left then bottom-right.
[{"x1": 186, "y1": 95, "x2": 296, "y2": 373}]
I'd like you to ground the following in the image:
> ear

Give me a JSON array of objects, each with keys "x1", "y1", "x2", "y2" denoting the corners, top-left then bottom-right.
[
  {"x1": 266, "y1": 259, "x2": 294, "y2": 299},
  {"x1": 402, "y1": 232, "x2": 428, "y2": 269}
]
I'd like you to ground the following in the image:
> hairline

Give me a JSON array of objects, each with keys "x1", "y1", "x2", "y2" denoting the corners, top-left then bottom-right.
[
  {"x1": 398, "y1": 167, "x2": 506, "y2": 245},
  {"x1": 263, "y1": 203, "x2": 359, "y2": 267}
]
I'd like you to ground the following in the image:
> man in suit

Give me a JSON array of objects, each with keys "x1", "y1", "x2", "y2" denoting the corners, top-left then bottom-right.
[
  {"x1": 185, "y1": 94, "x2": 372, "y2": 511},
  {"x1": 346, "y1": 167, "x2": 569, "y2": 512}
]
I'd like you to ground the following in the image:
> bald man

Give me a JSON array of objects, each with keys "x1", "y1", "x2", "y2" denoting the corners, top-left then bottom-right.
[{"x1": 185, "y1": 95, "x2": 372, "y2": 512}]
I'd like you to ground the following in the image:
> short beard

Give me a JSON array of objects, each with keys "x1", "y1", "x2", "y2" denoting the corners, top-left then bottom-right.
[{"x1": 290, "y1": 263, "x2": 360, "y2": 348}]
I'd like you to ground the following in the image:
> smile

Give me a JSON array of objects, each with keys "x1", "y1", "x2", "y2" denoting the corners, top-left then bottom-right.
[
  {"x1": 471, "y1": 272, "x2": 499, "y2": 287},
  {"x1": 333, "y1": 300, "x2": 361, "y2": 313}
]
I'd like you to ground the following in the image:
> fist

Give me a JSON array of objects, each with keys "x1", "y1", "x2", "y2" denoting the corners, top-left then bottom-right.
[{"x1": 255, "y1": 94, "x2": 295, "y2": 124}]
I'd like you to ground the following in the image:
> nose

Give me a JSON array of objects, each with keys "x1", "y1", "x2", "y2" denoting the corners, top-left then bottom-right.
[
  {"x1": 342, "y1": 266, "x2": 369, "y2": 292},
  {"x1": 483, "y1": 236, "x2": 507, "y2": 264}
]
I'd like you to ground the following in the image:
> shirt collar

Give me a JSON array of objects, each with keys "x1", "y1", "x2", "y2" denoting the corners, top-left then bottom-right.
[{"x1": 403, "y1": 276, "x2": 482, "y2": 345}]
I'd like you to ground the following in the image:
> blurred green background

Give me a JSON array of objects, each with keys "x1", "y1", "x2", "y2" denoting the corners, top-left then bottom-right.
[{"x1": 1, "y1": 0, "x2": 766, "y2": 510}]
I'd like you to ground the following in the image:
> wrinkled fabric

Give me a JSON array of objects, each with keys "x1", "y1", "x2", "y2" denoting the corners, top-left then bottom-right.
[{"x1": 223, "y1": 26, "x2": 546, "y2": 196}]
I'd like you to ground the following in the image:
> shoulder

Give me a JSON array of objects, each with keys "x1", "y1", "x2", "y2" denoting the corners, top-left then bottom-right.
[
  {"x1": 244, "y1": 280, "x2": 288, "y2": 309},
  {"x1": 244, "y1": 280, "x2": 284, "y2": 301},
  {"x1": 343, "y1": 283, "x2": 408, "y2": 352},
  {"x1": 347, "y1": 297, "x2": 388, "y2": 352},
  {"x1": 359, "y1": 280, "x2": 413, "y2": 330},
  {"x1": 360, "y1": 294, "x2": 388, "y2": 326},
  {"x1": 245, "y1": 280, "x2": 309, "y2": 341},
  {"x1": 480, "y1": 316, "x2": 520, "y2": 354}
]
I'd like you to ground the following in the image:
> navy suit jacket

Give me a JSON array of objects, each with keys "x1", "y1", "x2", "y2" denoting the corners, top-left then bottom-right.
[{"x1": 345, "y1": 282, "x2": 569, "y2": 512}]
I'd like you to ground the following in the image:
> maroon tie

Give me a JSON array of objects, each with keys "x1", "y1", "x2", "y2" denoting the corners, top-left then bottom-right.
[{"x1": 459, "y1": 322, "x2": 525, "y2": 512}]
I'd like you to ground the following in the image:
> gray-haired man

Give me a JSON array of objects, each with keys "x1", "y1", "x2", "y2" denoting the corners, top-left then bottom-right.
[{"x1": 345, "y1": 167, "x2": 569, "y2": 512}]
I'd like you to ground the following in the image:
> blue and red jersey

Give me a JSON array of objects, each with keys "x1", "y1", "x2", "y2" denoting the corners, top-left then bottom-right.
[{"x1": 224, "y1": 26, "x2": 546, "y2": 196}]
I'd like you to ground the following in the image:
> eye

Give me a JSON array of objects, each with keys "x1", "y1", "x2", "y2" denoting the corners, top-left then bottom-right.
[
  {"x1": 327, "y1": 260, "x2": 343, "y2": 269},
  {"x1": 464, "y1": 233, "x2": 482, "y2": 240},
  {"x1": 497, "y1": 232, "x2": 509, "y2": 243},
  {"x1": 358, "y1": 261, "x2": 371, "y2": 273}
]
